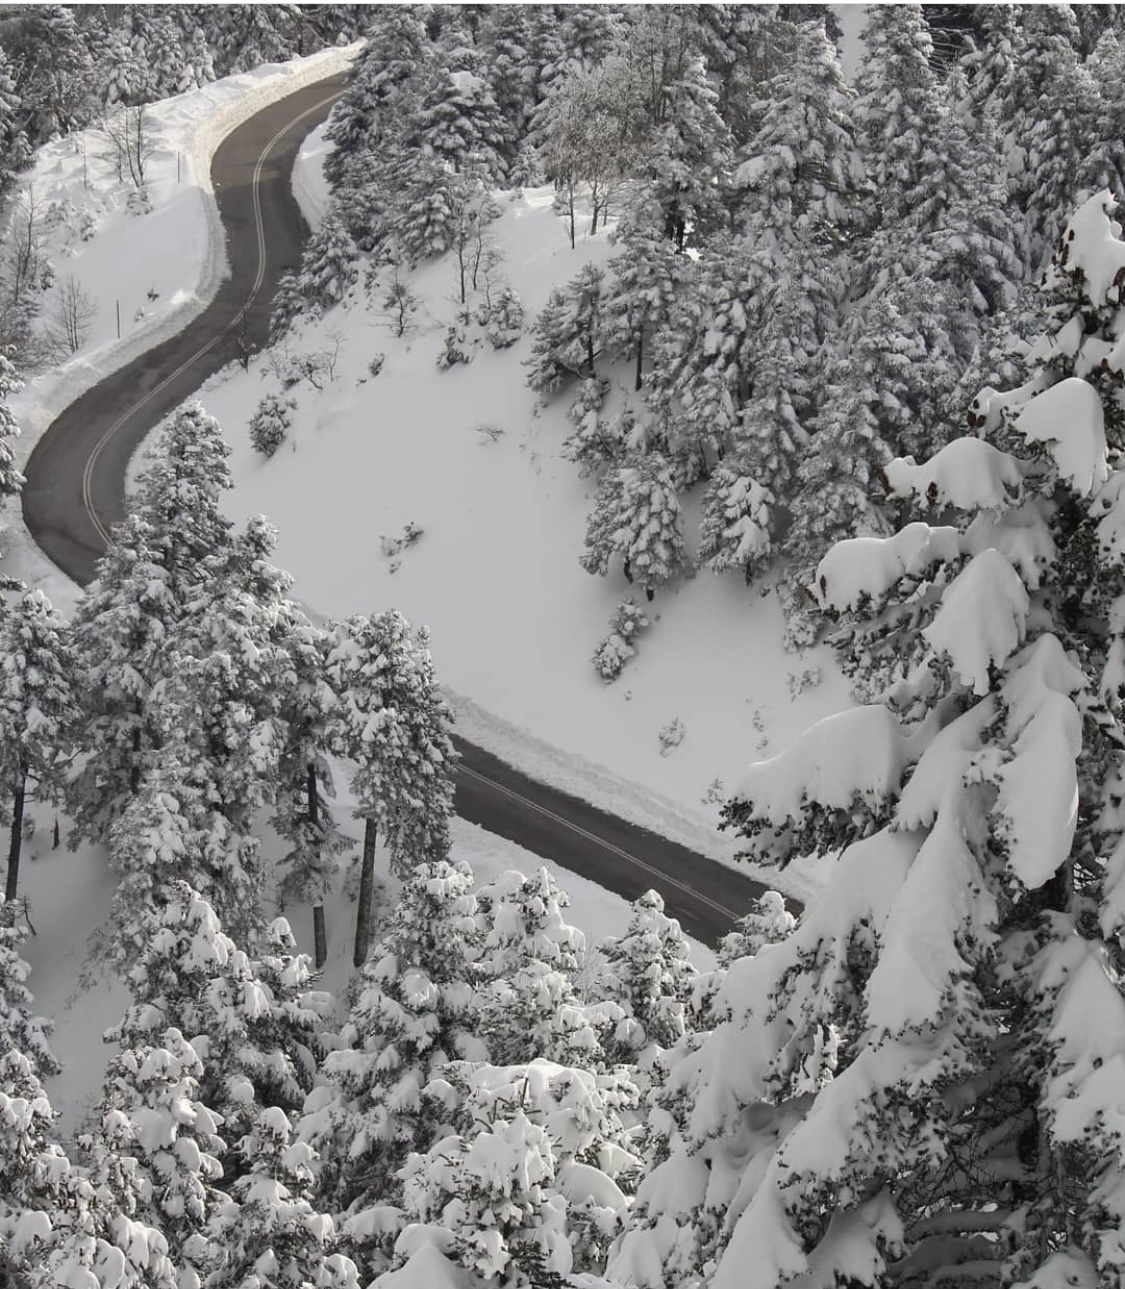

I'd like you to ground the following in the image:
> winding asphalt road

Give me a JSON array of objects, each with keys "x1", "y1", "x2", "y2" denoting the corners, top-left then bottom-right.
[{"x1": 21, "y1": 74, "x2": 791, "y2": 947}]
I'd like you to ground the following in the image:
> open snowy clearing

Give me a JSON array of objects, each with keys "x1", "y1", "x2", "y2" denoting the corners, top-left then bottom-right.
[{"x1": 193, "y1": 167, "x2": 854, "y2": 873}]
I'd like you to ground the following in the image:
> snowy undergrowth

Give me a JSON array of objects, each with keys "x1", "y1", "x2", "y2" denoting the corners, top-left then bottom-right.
[{"x1": 186, "y1": 175, "x2": 854, "y2": 872}]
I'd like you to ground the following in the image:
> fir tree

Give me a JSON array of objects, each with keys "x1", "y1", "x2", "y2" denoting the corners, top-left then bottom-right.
[
  {"x1": 96, "y1": 1027, "x2": 225, "y2": 1278},
  {"x1": 298, "y1": 860, "x2": 485, "y2": 1212},
  {"x1": 249, "y1": 392, "x2": 295, "y2": 458},
  {"x1": 0, "y1": 898, "x2": 57, "y2": 1080},
  {"x1": 474, "y1": 867, "x2": 620, "y2": 1067},
  {"x1": 580, "y1": 452, "x2": 685, "y2": 601},
  {"x1": 697, "y1": 460, "x2": 775, "y2": 583},
  {"x1": 67, "y1": 514, "x2": 177, "y2": 847},
  {"x1": 0, "y1": 591, "x2": 77, "y2": 905},
  {"x1": 524, "y1": 265, "x2": 605, "y2": 397},
  {"x1": 325, "y1": 611, "x2": 457, "y2": 965},
  {"x1": 596, "y1": 890, "x2": 697, "y2": 1063},
  {"x1": 732, "y1": 20, "x2": 865, "y2": 243},
  {"x1": 298, "y1": 209, "x2": 359, "y2": 314},
  {"x1": 200, "y1": 1107, "x2": 359, "y2": 1289}
]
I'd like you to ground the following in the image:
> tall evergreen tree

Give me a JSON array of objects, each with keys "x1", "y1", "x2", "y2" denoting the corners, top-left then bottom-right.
[
  {"x1": 298, "y1": 860, "x2": 485, "y2": 1212},
  {"x1": 325, "y1": 611, "x2": 457, "y2": 966},
  {"x1": 0, "y1": 592, "x2": 77, "y2": 904}
]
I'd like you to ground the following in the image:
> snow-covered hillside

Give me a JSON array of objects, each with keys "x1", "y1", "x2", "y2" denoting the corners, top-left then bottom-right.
[{"x1": 189, "y1": 178, "x2": 853, "y2": 860}]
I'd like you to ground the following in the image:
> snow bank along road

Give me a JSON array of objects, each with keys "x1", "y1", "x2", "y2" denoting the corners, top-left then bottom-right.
[{"x1": 21, "y1": 75, "x2": 788, "y2": 946}]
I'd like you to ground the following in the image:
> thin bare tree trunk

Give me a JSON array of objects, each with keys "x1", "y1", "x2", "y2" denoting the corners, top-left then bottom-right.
[
  {"x1": 353, "y1": 816, "x2": 377, "y2": 967},
  {"x1": 635, "y1": 331, "x2": 644, "y2": 391},
  {"x1": 307, "y1": 761, "x2": 327, "y2": 969},
  {"x1": 6, "y1": 763, "x2": 26, "y2": 903}
]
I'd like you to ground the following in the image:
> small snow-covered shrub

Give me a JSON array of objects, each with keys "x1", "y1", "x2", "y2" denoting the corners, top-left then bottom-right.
[
  {"x1": 481, "y1": 284, "x2": 524, "y2": 349},
  {"x1": 380, "y1": 522, "x2": 424, "y2": 568},
  {"x1": 436, "y1": 324, "x2": 470, "y2": 369},
  {"x1": 786, "y1": 665, "x2": 822, "y2": 697},
  {"x1": 658, "y1": 717, "x2": 685, "y2": 755},
  {"x1": 368, "y1": 353, "x2": 385, "y2": 378},
  {"x1": 249, "y1": 393, "x2": 295, "y2": 458},
  {"x1": 592, "y1": 599, "x2": 649, "y2": 683},
  {"x1": 126, "y1": 186, "x2": 151, "y2": 217}
]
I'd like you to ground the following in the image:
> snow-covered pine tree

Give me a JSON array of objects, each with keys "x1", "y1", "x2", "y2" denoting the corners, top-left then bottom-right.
[
  {"x1": 0, "y1": 898, "x2": 57, "y2": 1080},
  {"x1": 392, "y1": 1055, "x2": 641, "y2": 1283},
  {"x1": 596, "y1": 890, "x2": 697, "y2": 1067},
  {"x1": 611, "y1": 189, "x2": 1125, "y2": 1289},
  {"x1": 602, "y1": 196, "x2": 689, "y2": 393},
  {"x1": 325, "y1": 611, "x2": 457, "y2": 965},
  {"x1": 298, "y1": 860, "x2": 485, "y2": 1218},
  {"x1": 274, "y1": 612, "x2": 347, "y2": 970},
  {"x1": 108, "y1": 884, "x2": 330, "y2": 1182},
  {"x1": 0, "y1": 591, "x2": 77, "y2": 905},
  {"x1": 201, "y1": 1106, "x2": 359, "y2": 1289},
  {"x1": 0, "y1": 353, "x2": 24, "y2": 515},
  {"x1": 67, "y1": 514, "x2": 178, "y2": 847},
  {"x1": 474, "y1": 867, "x2": 620, "y2": 1067},
  {"x1": 580, "y1": 451, "x2": 685, "y2": 601},
  {"x1": 131, "y1": 401, "x2": 234, "y2": 600},
  {"x1": 715, "y1": 889, "x2": 797, "y2": 969},
  {"x1": 853, "y1": 3, "x2": 945, "y2": 237},
  {"x1": 640, "y1": 54, "x2": 731, "y2": 253},
  {"x1": 782, "y1": 276, "x2": 967, "y2": 640},
  {"x1": 697, "y1": 459, "x2": 775, "y2": 584},
  {"x1": 249, "y1": 392, "x2": 295, "y2": 458},
  {"x1": 0, "y1": 1048, "x2": 76, "y2": 1287},
  {"x1": 95, "y1": 1027, "x2": 225, "y2": 1279},
  {"x1": 298, "y1": 209, "x2": 359, "y2": 315},
  {"x1": 415, "y1": 61, "x2": 511, "y2": 185},
  {"x1": 732, "y1": 18, "x2": 864, "y2": 244},
  {"x1": 525, "y1": 263, "x2": 605, "y2": 398}
]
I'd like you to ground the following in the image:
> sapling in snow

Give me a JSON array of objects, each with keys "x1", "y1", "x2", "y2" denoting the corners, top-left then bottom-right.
[
  {"x1": 248, "y1": 392, "x2": 295, "y2": 458},
  {"x1": 592, "y1": 598, "x2": 648, "y2": 683}
]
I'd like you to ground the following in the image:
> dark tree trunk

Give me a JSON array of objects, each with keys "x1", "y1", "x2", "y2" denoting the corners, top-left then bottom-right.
[
  {"x1": 646, "y1": 586, "x2": 655, "y2": 602},
  {"x1": 634, "y1": 331, "x2": 644, "y2": 391},
  {"x1": 130, "y1": 724, "x2": 141, "y2": 792},
  {"x1": 307, "y1": 761, "x2": 327, "y2": 969},
  {"x1": 353, "y1": 816, "x2": 377, "y2": 967},
  {"x1": 623, "y1": 558, "x2": 633, "y2": 584},
  {"x1": 6, "y1": 763, "x2": 26, "y2": 903}
]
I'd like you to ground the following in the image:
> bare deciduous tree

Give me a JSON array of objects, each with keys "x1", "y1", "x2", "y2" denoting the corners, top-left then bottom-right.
[
  {"x1": 45, "y1": 274, "x2": 97, "y2": 359},
  {"x1": 101, "y1": 103, "x2": 153, "y2": 191}
]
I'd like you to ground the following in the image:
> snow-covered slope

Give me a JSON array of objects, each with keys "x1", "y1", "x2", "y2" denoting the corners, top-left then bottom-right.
[{"x1": 190, "y1": 180, "x2": 853, "y2": 860}]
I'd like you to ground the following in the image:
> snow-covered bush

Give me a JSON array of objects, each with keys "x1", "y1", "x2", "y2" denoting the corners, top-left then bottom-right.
[
  {"x1": 248, "y1": 392, "x2": 295, "y2": 458},
  {"x1": 592, "y1": 598, "x2": 648, "y2": 683},
  {"x1": 481, "y1": 283, "x2": 523, "y2": 348},
  {"x1": 657, "y1": 716, "x2": 685, "y2": 755},
  {"x1": 435, "y1": 323, "x2": 470, "y2": 370}
]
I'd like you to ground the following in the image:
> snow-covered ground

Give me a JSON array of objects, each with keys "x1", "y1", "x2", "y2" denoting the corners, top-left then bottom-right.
[
  {"x1": 192, "y1": 168, "x2": 854, "y2": 869},
  {"x1": 2, "y1": 54, "x2": 722, "y2": 1147}
]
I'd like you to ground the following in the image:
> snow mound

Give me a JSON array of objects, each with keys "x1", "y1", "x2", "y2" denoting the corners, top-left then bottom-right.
[
  {"x1": 1042, "y1": 188, "x2": 1125, "y2": 308},
  {"x1": 814, "y1": 523, "x2": 961, "y2": 611},
  {"x1": 735, "y1": 706, "x2": 911, "y2": 825},
  {"x1": 1015, "y1": 377, "x2": 1108, "y2": 497},
  {"x1": 883, "y1": 439, "x2": 1025, "y2": 513},
  {"x1": 923, "y1": 549, "x2": 1028, "y2": 695}
]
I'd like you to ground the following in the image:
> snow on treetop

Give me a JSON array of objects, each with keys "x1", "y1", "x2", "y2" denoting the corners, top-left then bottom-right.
[
  {"x1": 1037, "y1": 937, "x2": 1125, "y2": 1151},
  {"x1": 374, "y1": 1239, "x2": 474, "y2": 1289},
  {"x1": 883, "y1": 439, "x2": 1025, "y2": 513},
  {"x1": 866, "y1": 806, "x2": 997, "y2": 1034},
  {"x1": 814, "y1": 522, "x2": 961, "y2": 611},
  {"x1": 1014, "y1": 377, "x2": 1108, "y2": 497},
  {"x1": 1042, "y1": 189, "x2": 1125, "y2": 308},
  {"x1": 922, "y1": 548, "x2": 1028, "y2": 695},
  {"x1": 735, "y1": 706, "x2": 912, "y2": 826}
]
